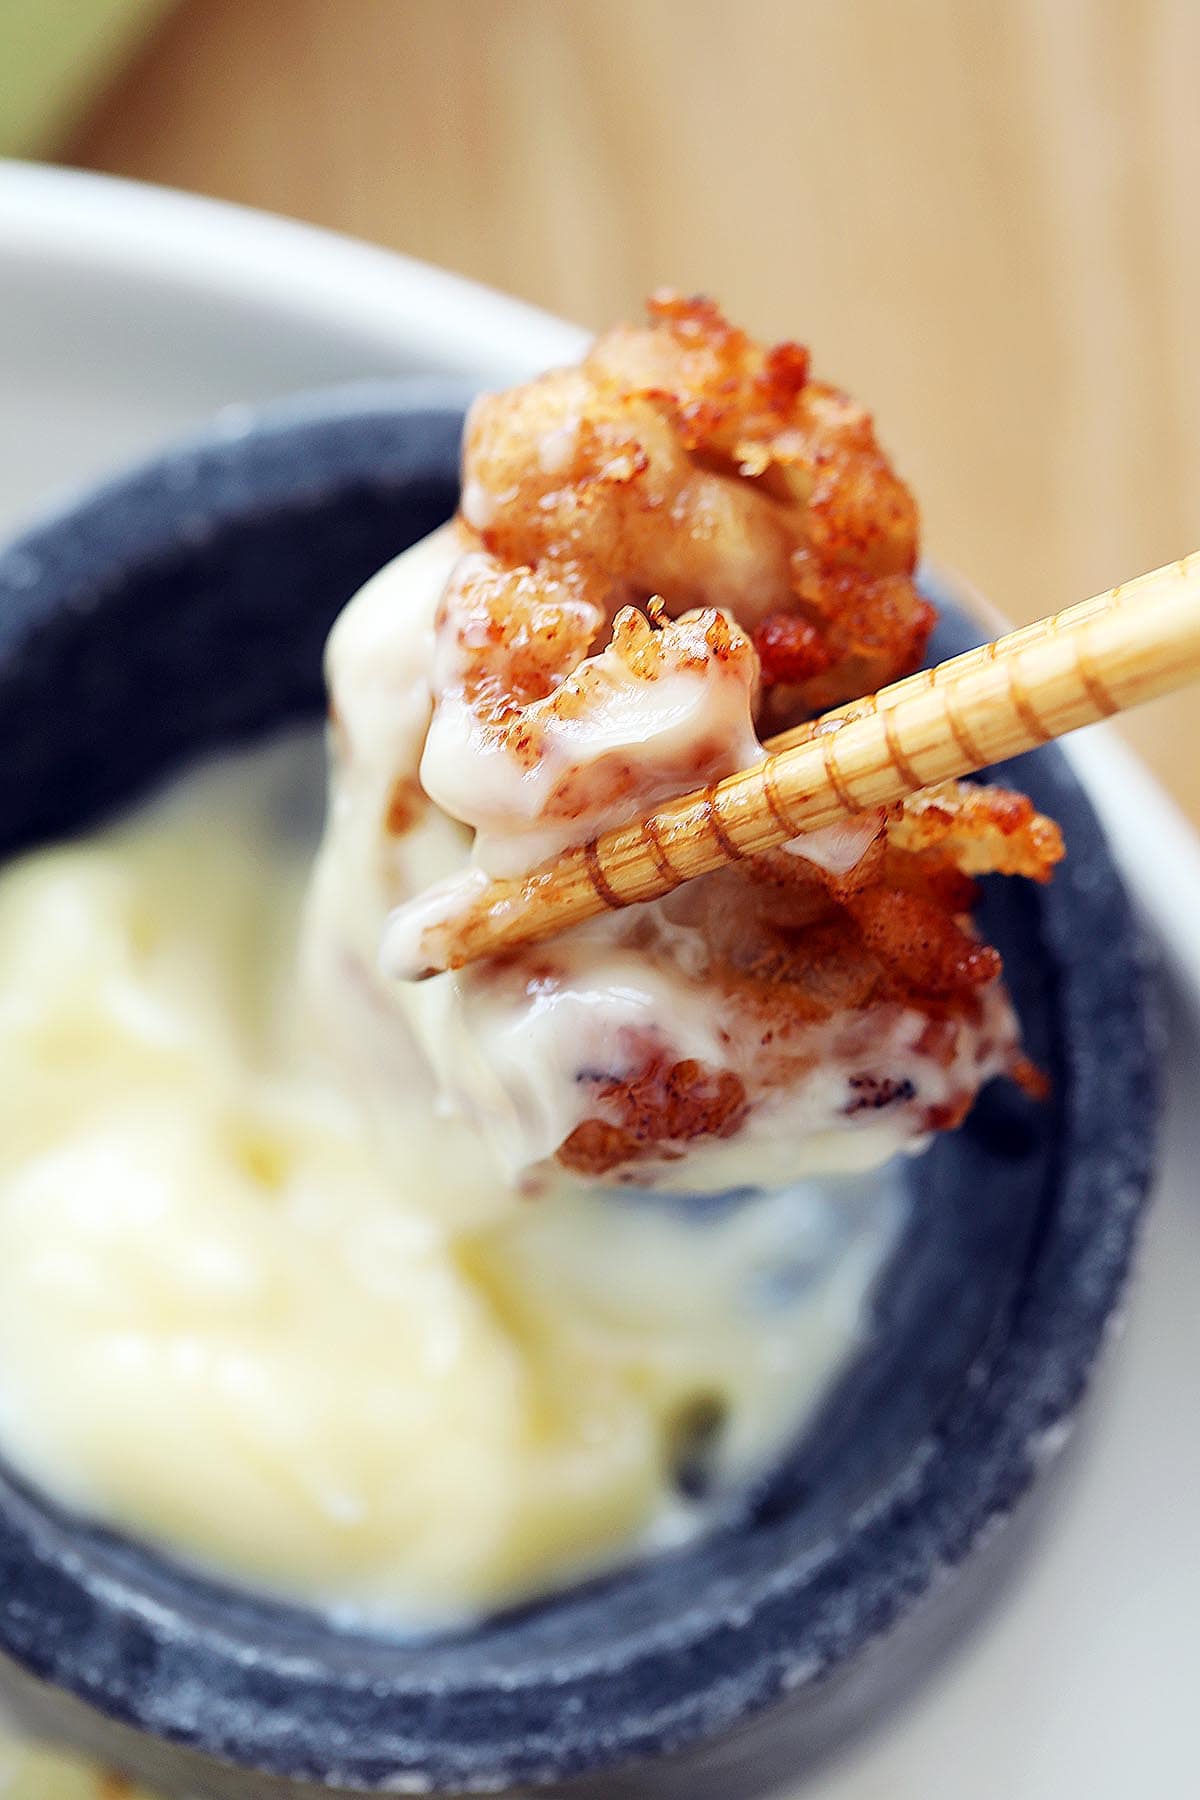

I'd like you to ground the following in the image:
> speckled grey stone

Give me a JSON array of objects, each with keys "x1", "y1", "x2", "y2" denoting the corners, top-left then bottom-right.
[{"x1": 0, "y1": 387, "x2": 1161, "y2": 1795}]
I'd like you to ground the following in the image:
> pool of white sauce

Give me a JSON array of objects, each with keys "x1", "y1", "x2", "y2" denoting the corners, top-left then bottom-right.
[{"x1": 0, "y1": 731, "x2": 906, "y2": 1628}]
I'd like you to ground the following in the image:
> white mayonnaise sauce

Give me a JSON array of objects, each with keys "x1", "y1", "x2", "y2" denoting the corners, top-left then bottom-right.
[{"x1": 0, "y1": 730, "x2": 906, "y2": 1626}]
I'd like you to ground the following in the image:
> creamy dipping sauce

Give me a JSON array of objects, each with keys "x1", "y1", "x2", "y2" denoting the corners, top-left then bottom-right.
[{"x1": 0, "y1": 732, "x2": 905, "y2": 1626}]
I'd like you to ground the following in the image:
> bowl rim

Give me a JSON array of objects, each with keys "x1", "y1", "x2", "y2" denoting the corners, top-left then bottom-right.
[{"x1": 0, "y1": 161, "x2": 588, "y2": 385}]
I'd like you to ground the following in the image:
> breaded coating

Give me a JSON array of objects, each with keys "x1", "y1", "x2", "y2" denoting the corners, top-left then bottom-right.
[{"x1": 462, "y1": 292, "x2": 934, "y2": 714}]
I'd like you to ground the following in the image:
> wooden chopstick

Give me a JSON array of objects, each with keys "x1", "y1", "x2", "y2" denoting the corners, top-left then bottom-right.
[{"x1": 403, "y1": 551, "x2": 1200, "y2": 978}]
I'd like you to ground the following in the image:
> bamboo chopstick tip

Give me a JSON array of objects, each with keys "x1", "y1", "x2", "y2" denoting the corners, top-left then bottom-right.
[{"x1": 382, "y1": 866, "x2": 491, "y2": 983}]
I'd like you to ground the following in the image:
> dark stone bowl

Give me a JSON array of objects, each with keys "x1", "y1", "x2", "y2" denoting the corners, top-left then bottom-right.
[{"x1": 0, "y1": 387, "x2": 1160, "y2": 1796}]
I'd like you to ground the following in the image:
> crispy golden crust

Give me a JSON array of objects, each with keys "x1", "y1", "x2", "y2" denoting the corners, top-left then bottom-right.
[
  {"x1": 888, "y1": 779, "x2": 1065, "y2": 881},
  {"x1": 461, "y1": 292, "x2": 933, "y2": 712},
  {"x1": 433, "y1": 553, "x2": 604, "y2": 728},
  {"x1": 555, "y1": 777, "x2": 1061, "y2": 1173},
  {"x1": 560, "y1": 1058, "x2": 748, "y2": 1177}
]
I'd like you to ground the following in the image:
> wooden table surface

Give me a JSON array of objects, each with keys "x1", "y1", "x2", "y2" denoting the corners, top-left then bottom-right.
[{"x1": 67, "y1": 0, "x2": 1200, "y2": 827}]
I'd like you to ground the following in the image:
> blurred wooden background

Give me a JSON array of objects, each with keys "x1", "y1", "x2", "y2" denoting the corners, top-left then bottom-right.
[{"x1": 66, "y1": 0, "x2": 1200, "y2": 823}]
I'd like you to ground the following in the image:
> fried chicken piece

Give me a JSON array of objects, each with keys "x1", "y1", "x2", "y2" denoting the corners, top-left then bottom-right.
[
  {"x1": 462, "y1": 292, "x2": 934, "y2": 715},
  {"x1": 438, "y1": 294, "x2": 1062, "y2": 1179},
  {"x1": 314, "y1": 295, "x2": 1063, "y2": 1190},
  {"x1": 420, "y1": 551, "x2": 762, "y2": 874}
]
